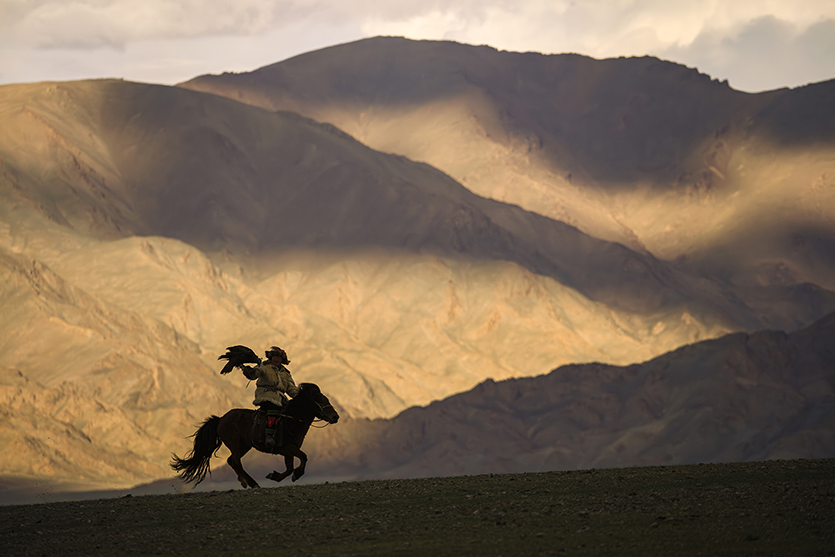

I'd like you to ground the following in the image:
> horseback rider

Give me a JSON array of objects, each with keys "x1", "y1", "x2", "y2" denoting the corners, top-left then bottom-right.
[{"x1": 239, "y1": 346, "x2": 300, "y2": 448}]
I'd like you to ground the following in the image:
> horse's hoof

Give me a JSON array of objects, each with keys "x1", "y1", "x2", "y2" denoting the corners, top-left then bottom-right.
[{"x1": 239, "y1": 480, "x2": 248, "y2": 488}]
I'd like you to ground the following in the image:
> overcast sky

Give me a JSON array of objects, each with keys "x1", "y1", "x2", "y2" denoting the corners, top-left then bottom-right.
[{"x1": 0, "y1": 0, "x2": 833, "y2": 93}]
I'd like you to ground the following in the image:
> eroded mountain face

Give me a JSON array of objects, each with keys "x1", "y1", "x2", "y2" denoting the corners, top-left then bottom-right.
[
  {"x1": 0, "y1": 38, "x2": 832, "y2": 493},
  {"x1": 182, "y1": 36, "x2": 834, "y2": 293},
  {"x1": 301, "y1": 314, "x2": 834, "y2": 481}
]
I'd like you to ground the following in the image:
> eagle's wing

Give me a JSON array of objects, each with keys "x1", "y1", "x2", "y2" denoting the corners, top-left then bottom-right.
[{"x1": 218, "y1": 345, "x2": 261, "y2": 374}]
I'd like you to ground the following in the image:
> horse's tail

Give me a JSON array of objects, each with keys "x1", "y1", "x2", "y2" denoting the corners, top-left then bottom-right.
[{"x1": 170, "y1": 415, "x2": 222, "y2": 485}]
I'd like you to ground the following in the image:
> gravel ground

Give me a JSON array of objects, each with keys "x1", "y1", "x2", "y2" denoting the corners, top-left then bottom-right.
[{"x1": 0, "y1": 459, "x2": 832, "y2": 556}]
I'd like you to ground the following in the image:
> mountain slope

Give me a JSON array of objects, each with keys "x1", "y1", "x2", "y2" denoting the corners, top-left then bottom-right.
[
  {"x1": 0, "y1": 77, "x2": 785, "y2": 491},
  {"x1": 0, "y1": 58, "x2": 830, "y2": 495},
  {"x1": 6, "y1": 78, "x2": 827, "y2": 330},
  {"x1": 0, "y1": 244, "x2": 242, "y2": 489},
  {"x1": 302, "y1": 314, "x2": 834, "y2": 480},
  {"x1": 0, "y1": 79, "x2": 738, "y2": 316},
  {"x1": 181, "y1": 36, "x2": 834, "y2": 294}
]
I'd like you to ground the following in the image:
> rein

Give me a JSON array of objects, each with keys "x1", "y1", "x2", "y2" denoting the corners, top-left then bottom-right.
[{"x1": 277, "y1": 413, "x2": 332, "y2": 430}]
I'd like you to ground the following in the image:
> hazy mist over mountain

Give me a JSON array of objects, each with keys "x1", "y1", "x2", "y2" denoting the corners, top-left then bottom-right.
[{"x1": 0, "y1": 37, "x2": 832, "y2": 502}]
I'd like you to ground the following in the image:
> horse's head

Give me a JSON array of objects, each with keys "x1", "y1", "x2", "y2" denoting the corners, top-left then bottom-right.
[{"x1": 298, "y1": 383, "x2": 340, "y2": 424}]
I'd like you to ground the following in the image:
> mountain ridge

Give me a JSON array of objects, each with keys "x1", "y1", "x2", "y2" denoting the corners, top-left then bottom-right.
[
  {"x1": 0, "y1": 38, "x2": 831, "y2": 496},
  {"x1": 298, "y1": 313, "x2": 834, "y2": 481},
  {"x1": 181, "y1": 36, "x2": 834, "y2": 293}
]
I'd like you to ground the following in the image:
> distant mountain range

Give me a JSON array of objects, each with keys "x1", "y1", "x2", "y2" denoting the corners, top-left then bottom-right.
[
  {"x1": 0, "y1": 37, "x2": 831, "y2": 498},
  {"x1": 281, "y1": 313, "x2": 835, "y2": 482}
]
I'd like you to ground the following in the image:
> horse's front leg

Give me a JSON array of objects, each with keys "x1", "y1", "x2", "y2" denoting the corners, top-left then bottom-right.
[
  {"x1": 266, "y1": 454, "x2": 295, "y2": 483},
  {"x1": 284, "y1": 446, "x2": 307, "y2": 482}
]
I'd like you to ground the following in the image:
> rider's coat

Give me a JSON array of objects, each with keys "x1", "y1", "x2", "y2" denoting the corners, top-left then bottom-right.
[{"x1": 242, "y1": 362, "x2": 299, "y2": 407}]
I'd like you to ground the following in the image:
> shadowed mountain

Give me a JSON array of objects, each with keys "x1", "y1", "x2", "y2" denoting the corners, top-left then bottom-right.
[
  {"x1": 2, "y1": 78, "x2": 804, "y2": 327},
  {"x1": 1, "y1": 77, "x2": 795, "y2": 494},
  {"x1": 183, "y1": 37, "x2": 831, "y2": 182},
  {"x1": 181, "y1": 36, "x2": 834, "y2": 296},
  {"x1": 302, "y1": 314, "x2": 834, "y2": 480},
  {"x1": 0, "y1": 42, "x2": 831, "y2": 497}
]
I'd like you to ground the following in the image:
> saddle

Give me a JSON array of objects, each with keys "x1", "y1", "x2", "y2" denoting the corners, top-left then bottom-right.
[{"x1": 252, "y1": 408, "x2": 285, "y2": 453}]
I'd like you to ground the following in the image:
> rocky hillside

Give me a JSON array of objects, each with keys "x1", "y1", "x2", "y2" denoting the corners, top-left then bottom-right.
[
  {"x1": 0, "y1": 38, "x2": 831, "y2": 496},
  {"x1": 182, "y1": 36, "x2": 834, "y2": 301},
  {"x1": 299, "y1": 314, "x2": 834, "y2": 481}
]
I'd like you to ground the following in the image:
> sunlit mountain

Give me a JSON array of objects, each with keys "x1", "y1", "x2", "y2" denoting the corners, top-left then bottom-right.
[
  {"x1": 183, "y1": 36, "x2": 834, "y2": 313},
  {"x1": 288, "y1": 314, "x2": 835, "y2": 481},
  {"x1": 0, "y1": 37, "x2": 831, "y2": 499}
]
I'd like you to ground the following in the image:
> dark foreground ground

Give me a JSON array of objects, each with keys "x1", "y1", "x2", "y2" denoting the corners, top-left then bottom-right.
[{"x1": 0, "y1": 459, "x2": 832, "y2": 556}]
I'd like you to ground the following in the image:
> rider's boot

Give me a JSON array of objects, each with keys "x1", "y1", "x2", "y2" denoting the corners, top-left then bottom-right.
[{"x1": 265, "y1": 409, "x2": 282, "y2": 449}]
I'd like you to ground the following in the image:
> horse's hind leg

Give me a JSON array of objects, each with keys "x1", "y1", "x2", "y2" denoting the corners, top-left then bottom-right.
[
  {"x1": 227, "y1": 451, "x2": 259, "y2": 489},
  {"x1": 215, "y1": 410, "x2": 260, "y2": 489},
  {"x1": 266, "y1": 454, "x2": 295, "y2": 483}
]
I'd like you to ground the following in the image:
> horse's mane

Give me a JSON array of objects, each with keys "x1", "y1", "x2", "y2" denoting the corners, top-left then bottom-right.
[
  {"x1": 287, "y1": 383, "x2": 320, "y2": 410},
  {"x1": 298, "y1": 382, "x2": 320, "y2": 394}
]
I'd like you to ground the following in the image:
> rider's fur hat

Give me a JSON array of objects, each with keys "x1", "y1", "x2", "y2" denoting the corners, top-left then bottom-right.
[{"x1": 266, "y1": 346, "x2": 290, "y2": 365}]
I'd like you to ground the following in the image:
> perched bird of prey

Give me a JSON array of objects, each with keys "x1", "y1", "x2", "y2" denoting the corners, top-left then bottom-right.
[{"x1": 218, "y1": 345, "x2": 261, "y2": 375}]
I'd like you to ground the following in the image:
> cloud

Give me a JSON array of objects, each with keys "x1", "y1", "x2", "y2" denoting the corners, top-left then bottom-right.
[
  {"x1": 358, "y1": 0, "x2": 833, "y2": 59},
  {"x1": 356, "y1": 0, "x2": 834, "y2": 91},
  {"x1": 0, "y1": 0, "x2": 832, "y2": 89},
  {"x1": 5, "y1": 0, "x2": 298, "y2": 48},
  {"x1": 8, "y1": 1, "x2": 832, "y2": 51},
  {"x1": 659, "y1": 15, "x2": 835, "y2": 91}
]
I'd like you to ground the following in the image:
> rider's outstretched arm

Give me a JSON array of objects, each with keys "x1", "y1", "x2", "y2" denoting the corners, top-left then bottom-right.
[{"x1": 241, "y1": 364, "x2": 260, "y2": 381}]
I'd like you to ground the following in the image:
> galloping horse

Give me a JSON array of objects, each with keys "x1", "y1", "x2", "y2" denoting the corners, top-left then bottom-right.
[{"x1": 171, "y1": 383, "x2": 339, "y2": 488}]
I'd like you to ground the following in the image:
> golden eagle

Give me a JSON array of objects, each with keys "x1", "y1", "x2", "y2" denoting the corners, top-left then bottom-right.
[{"x1": 218, "y1": 345, "x2": 261, "y2": 375}]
